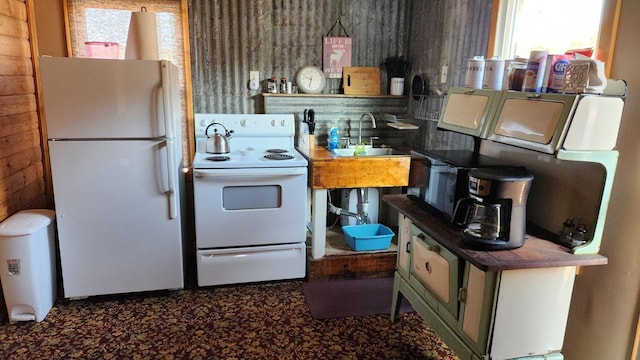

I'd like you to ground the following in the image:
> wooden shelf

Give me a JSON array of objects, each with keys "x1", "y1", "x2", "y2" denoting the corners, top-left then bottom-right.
[{"x1": 261, "y1": 93, "x2": 406, "y2": 99}]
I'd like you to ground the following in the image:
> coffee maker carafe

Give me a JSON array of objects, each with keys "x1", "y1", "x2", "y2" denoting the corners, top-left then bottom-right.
[{"x1": 453, "y1": 167, "x2": 534, "y2": 250}]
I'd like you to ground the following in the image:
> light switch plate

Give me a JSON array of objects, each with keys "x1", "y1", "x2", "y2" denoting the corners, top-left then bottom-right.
[
  {"x1": 440, "y1": 65, "x2": 448, "y2": 84},
  {"x1": 250, "y1": 71, "x2": 259, "y2": 83},
  {"x1": 248, "y1": 71, "x2": 260, "y2": 90}
]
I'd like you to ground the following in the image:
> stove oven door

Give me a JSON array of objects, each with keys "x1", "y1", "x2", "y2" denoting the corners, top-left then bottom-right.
[{"x1": 193, "y1": 167, "x2": 308, "y2": 248}]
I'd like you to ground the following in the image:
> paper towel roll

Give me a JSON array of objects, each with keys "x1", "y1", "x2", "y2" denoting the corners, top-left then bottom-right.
[{"x1": 125, "y1": 10, "x2": 159, "y2": 60}]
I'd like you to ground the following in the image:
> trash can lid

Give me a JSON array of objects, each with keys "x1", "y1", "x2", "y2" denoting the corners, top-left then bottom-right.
[{"x1": 0, "y1": 209, "x2": 55, "y2": 237}]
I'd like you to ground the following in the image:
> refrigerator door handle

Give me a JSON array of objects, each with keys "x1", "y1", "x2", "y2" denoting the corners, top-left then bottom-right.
[
  {"x1": 160, "y1": 61, "x2": 178, "y2": 219},
  {"x1": 165, "y1": 139, "x2": 178, "y2": 219},
  {"x1": 160, "y1": 61, "x2": 174, "y2": 140}
]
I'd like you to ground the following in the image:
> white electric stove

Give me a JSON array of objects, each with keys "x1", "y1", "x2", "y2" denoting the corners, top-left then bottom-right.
[{"x1": 192, "y1": 114, "x2": 308, "y2": 287}]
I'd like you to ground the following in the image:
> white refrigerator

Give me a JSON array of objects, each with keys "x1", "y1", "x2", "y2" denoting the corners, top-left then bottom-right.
[{"x1": 40, "y1": 57, "x2": 184, "y2": 298}]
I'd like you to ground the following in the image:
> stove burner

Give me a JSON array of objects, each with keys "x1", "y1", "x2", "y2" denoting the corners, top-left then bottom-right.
[
  {"x1": 206, "y1": 156, "x2": 231, "y2": 162},
  {"x1": 266, "y1": 148, "x2": 288, "y2": 154},
  {"x1": 264, "y1": 153, "x2": 295, "y2": 160}
]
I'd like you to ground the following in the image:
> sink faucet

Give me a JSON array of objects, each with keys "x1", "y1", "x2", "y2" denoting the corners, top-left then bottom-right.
[{"x1": 358, "y1": 113, "x2": 377, "y2": 145}]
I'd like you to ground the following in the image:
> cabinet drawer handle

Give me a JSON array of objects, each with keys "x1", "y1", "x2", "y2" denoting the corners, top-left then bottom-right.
[
  {"x1": 427, "y1": 245, "x2": 440, "y2": 253},
  {"x1": 458, "y1": 288, "x2": 467, "y2": 302},
  {"x1": 405, "y1": 242, "x2": 411, "y2": 253},
  {"x1": 425, "y1": 261, "x2": 432, "y2": 273}
]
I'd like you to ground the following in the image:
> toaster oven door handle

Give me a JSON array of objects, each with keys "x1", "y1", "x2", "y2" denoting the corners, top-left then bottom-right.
[{"x1": 194, "y1": 167, "x2": 307, "y2": 179}]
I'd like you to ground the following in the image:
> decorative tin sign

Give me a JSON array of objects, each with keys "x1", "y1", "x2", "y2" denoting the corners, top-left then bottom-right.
[
  {"x1": 323, "y1": 19, "x2": 351, "y2": 79},
  {"x1": 323, "y1": 37, "x2": 352, "y2": 79}
]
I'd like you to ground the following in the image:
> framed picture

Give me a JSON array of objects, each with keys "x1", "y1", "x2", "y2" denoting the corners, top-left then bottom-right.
[{"x1": 323, "y1": 36, "x2": 352, "y2": 79}]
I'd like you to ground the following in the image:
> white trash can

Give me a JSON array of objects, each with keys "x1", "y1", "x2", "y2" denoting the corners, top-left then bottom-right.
[{"x1": 0, "y1": 209, "x2": 56, "y2": 323}]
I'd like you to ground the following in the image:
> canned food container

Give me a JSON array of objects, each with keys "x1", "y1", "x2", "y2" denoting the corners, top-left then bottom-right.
[
  {"x1": 482, "y1": 57, "x2": 505, "y2": 90},
  {"x1": 464, "y1": 56, "x2": 485, "y2": 89},
  {"x1": 522, "y1": 50, "x2": 549, "y2": 92}
]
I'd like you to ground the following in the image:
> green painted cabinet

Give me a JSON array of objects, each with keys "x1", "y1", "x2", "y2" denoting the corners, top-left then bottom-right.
[{"x1": 391, "y1": 213, "x2": 574, "y2": 360}]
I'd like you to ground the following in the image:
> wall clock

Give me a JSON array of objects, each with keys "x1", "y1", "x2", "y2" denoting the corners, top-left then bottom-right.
[{"x1": 295, "y1": 66, "x2": 326, "y2": 94}]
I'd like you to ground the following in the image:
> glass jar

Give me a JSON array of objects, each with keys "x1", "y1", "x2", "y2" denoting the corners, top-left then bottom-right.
[{"x1": 507, "y1": 58, "x2": 528, "y2": 91}]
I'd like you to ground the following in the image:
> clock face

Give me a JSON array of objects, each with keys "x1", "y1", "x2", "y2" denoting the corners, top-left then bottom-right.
[{"x1": 296, "y1": 66, "x2": 326, "y2": 94}]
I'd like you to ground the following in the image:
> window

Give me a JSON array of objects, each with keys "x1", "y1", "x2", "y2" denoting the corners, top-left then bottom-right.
[
  {"x1": 490, "y1": 0, "x2": 621, "y2": 76},
  {"x1": 64, "y1": 0, "x2": 193, "y2": 166}
]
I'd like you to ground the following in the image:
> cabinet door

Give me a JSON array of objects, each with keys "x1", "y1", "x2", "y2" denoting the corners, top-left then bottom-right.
[
  {"x1": 409, "y1": 225, "x2": 459, "y2": 319},
  {"x1": 487, "y1": 91, "x2": 577, "y2": 154},
  {"x1": 459, "y1": 263, "x2": 497, "y2": 355},
  {"x1": 490, "y1": 267, "x2": 576, "y2": 359},
  {"x1": 437, "y1": 87, "x2": 500, "y2": 138}
]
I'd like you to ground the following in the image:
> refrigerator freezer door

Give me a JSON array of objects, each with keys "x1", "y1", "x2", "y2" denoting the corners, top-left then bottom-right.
[
  {"x1": 40, "y1": 57, "x2": 178, "y2": 139},
  {"x1": 49, "y1": 140, "x2": 183, "y2": 298}
]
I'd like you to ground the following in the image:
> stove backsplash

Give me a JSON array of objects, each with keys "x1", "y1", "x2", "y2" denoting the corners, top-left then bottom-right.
[
  {"x1": 481, "y1": 141, "x2": 605, "y2": 244},
  {"x1": 262, "y1": 95, "x2": 415, "y2": 149}
]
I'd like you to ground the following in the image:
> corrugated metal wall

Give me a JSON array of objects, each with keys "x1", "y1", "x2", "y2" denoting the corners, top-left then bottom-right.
[
  {"x1": 406, "y1": 0, "x2": 493, "y2": 150},
  {"x1": 188, "y1": 0, "x2": 493, "y2": 150},
  {"x1": 189, "y1": 0, "x2": 410, "y2": 114}
]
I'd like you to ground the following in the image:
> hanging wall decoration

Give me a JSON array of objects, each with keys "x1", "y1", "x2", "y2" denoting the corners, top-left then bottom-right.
[{"x1": 323, "y1": 19, "x2": 352, "y2": 79}]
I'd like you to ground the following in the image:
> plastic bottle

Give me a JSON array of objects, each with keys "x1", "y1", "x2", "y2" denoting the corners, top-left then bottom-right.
[{"x1": 329, "y1": 124, "x2": 340, "y2": 149}]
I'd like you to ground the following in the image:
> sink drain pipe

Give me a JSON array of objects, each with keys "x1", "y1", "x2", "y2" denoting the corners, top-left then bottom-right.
[{"x1": 327, "y1": 188, "x2": 370, "y2": 225}]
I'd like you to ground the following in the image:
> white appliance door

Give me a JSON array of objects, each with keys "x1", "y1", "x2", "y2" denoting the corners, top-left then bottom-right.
[
  {"x1": 49, "y1": 140, "x2": 183, "y2": 298},
  {"x1": 193, "y1": 167, "x2": 308, "y2": 248},
  {"x1": 40, "y1": 57, "x2": 178, "y2": 139},
  {"x1": 196, "y1": 243, "x2": 306, "y2": 287}
]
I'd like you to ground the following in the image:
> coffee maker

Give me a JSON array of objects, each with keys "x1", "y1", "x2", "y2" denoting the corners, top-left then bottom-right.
[{"x1": 453, "y1": 167, "x2": 534, "y2": 250}]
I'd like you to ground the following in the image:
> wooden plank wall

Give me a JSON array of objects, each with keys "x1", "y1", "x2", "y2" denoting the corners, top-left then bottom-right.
[{"x1": 0, "y1": 0, "x2": 47, "y2": 221}]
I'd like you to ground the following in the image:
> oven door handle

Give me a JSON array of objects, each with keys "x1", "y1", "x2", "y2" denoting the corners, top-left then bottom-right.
[{"x1": 194, "y1": 167, "x2": 307, "y2": 179}]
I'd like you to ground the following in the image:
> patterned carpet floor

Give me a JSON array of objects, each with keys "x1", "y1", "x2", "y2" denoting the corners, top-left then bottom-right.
[{"x1": 0, "y1": 280, "x2": 459, "y2": 359}]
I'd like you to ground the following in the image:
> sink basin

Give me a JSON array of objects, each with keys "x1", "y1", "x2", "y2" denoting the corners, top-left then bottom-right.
[{"x1": 328, "y1": 147, "x2": 406, "y2": 157}]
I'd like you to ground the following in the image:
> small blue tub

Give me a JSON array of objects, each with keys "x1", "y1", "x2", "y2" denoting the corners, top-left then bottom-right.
[{"x1": 342, "y1": 224, "x2": 395, "y2": 251}]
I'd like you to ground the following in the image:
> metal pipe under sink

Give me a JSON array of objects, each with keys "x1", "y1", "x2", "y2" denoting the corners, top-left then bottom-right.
[{"x1": 327, "y1": 188, "x2": 371, "y2": 225}]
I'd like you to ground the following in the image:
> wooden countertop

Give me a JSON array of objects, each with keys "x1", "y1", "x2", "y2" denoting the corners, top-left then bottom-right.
[
  {"x1": 383, "y1": 194, "x2": 608, "y2": 272},
  {"x1": 302, "y1": 145, "x2": 411, "y2": 189}
]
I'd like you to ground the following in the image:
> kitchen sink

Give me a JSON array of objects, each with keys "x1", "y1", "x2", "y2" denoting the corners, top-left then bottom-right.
[
  {"x1": 327, "y1": 147, "x2": 407, "y2": 157},
  {"x1": 311, "y1": 146, "x2": 411, "y2": 189}
]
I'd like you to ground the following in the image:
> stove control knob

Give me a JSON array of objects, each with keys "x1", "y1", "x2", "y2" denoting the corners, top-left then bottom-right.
[
  {"x1": 281, "y1": 119, "x2": 287, "y2": 127},
  {"x1": 271, "y1": 119, "x2": 276, "y2": 127},
  {"x1": 240, "y1": 119, "x2": 247, "y2": 127}
]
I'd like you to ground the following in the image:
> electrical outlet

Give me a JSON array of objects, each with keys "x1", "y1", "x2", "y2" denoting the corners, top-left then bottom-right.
[{"x1": 440, "y1": 65, "x2": 448, "y2": 84}]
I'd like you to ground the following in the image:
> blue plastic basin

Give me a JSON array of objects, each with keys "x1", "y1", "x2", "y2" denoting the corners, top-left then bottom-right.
[{"x1": 342, "y1": 224, "x2": 395, "y2": 251}]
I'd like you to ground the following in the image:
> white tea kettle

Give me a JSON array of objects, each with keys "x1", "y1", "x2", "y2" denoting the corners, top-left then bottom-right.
[{"x1": 205, "y1": 122, "x2": 234, "y2": 154}]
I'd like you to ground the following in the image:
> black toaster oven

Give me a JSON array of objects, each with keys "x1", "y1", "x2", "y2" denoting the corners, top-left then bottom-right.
[{"x1": 407, "y1": 149, "x2": 515, "y2": 221}]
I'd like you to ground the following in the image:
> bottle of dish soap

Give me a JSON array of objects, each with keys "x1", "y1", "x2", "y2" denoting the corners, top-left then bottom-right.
[{"x1": 328, "y1": 124, "x2": 340, "y2": 149}]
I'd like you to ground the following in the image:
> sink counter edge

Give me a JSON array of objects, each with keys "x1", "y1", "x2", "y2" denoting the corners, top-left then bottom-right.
[{"x1": 301, "y1": 146, "x2": 411, "y2": 189}]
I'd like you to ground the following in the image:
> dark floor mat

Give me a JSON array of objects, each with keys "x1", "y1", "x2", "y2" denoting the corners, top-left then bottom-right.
[{"x1": 302, "y1": 277, "x2": 414, "y2": 319}]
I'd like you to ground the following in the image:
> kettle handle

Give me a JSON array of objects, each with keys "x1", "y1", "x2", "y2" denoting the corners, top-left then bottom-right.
[
  {"x1": 205, "y1": 122, "x2": 228, "y2": 137},
  {"x1": 451, "y1": 198, "x2": 472, "y2": 228}
]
